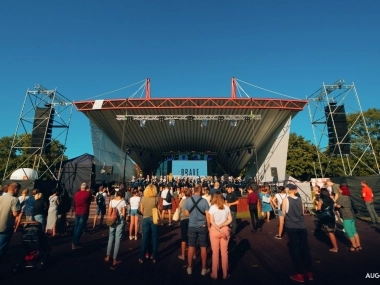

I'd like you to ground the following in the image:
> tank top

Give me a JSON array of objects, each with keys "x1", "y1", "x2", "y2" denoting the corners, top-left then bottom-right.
[{"x1": 285, "y1": 197, "x2": 306, "y2": 229}]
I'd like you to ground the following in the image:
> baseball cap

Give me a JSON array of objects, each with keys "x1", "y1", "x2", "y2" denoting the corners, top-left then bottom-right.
[{"x1": 286, "y1": 184, "x2": 297, "y2": 190}]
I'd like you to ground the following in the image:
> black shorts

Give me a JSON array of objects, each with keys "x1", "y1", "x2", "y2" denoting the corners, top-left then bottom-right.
[
  {"x1": 188, "y1": 226, "x2": 208, "y2": 247},
  {"x1": 96, "y1": 205, "x2": 106, "y2": 215},
  {"x1": 162, "y1": 204, "x2": 172, "y2": 210},
  {"x1": 180, "y1": 219, "x2": 189, "y2": 242}
]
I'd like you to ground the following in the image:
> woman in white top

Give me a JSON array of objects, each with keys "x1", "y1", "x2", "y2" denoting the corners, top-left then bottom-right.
[
  {"x1": 208, "y1": 193, "x2": 232, "y2": 280},
  {"x1": 129, "y1": 189, "x2": 141, "y2": 240},
  {"x1": 105, "y1": 190, "x2": 126, "y2": 266},
  {"x1": 271, "y1": 186, "x2": 287, "y2": 239},
  {"x1": 202, "y1": 188, "x2": 211, "y2": 206}
]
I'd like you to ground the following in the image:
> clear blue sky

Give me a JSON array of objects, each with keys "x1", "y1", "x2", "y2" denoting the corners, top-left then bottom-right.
[{"x1": 1, "y1": 0, "x2": 379, "y2": 159}]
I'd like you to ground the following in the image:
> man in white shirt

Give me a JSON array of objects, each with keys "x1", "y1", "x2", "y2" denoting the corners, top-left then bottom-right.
[{"x1": 161, "y1": 184, "x2": 174, "y2": 225}]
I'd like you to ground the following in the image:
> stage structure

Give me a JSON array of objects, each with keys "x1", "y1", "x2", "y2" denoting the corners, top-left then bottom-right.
[
  {"x1": 3, "y1": 84, "x2": 73, "y2": 181},
  {"x1": 74, "y1": 78, "x2": 308, "y2": 183},
  {"x1": 307, "y1": 79, "x2": 380, "y2": 177}
]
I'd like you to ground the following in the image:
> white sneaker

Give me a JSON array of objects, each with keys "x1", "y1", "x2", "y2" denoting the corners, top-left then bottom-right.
[
  {"x1": 129, "y1": 236, "x2": 133, "y2": 240},
  {"x1": 193, "y1": 254, "x2": 196, "y2": 260},
  {"x1": 134, "y1": 236, "x2": 138, "y2": 240},
  {"x1": 187, "y1": 267, "x2": 192, "y2": 275},
  {"x1": 201, "y1": 268, "x2": 210, "y2": 275}
]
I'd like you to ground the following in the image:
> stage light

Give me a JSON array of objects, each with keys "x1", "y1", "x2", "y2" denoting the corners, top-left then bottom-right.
[
  {"x1": 230, "y1": 120, "x2": 237, "y2": 127},
  {"x1": 169, "y1": 119, "x2": 175, "y2": 127},
  {"x1": 159, "y1": 116, "x2": 165, "y2": 122},
  {"x1": 245, "y1": 117, "x2": 251, "y2": 122},
  {"x1": 248, "y1": 148, "x2": 252, "y2": 154},
  {"x1": 126, "y1": 149, "x2": 131, "y2": 155},
  {"x1": 236, "y1": 151, "x2": 240, "y2": 156},
  {"x1": 207, "y1": 156, "x2": 212, "y2": 161},
  {"x1": 126, "y1": 117, "x2": 133, "y2": 122},
  {"x1": 182, "y1": 155, "x2": 186, "y2": 160},
  {"x1": 201, "y1": 120, "x2": 208, "y2": 127},
  {"x1": 194, "y1": 155, "x2": 198, "y2": 160},
  {"x1": 218, "y1": 116, "x2": 224, "y2": 122},
  {"x1": 140, "y1": 120, "x2": 146, "y2": 128},
  {"x1": 187, "y1": 116, "x2": 194, "y2": 122},
  {"x1": 167, "y1": 156, "x2": 173, "y2": 161}
]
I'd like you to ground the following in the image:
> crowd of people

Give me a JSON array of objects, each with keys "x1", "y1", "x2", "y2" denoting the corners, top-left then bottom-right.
[{"x1": 0, "y1": 177, "x2": 379, "y2": 282}]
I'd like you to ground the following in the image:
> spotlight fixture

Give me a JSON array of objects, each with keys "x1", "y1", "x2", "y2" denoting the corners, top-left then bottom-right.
[
  {"x1": 248, "y1": 148, "x2": 252, "y2": 154},
  {"x1": 181, "y1": 155, "x2": 186, "y2": 160},
  {"x1": 126, "y1": 117, "x2": 133, "y2": 122},
  {"x1": 245, "y1": 117, "x2": 251, "y2": 122},
  {"x1": 169, "y1": 119, "x2": 175, "y2": 127},
  {"x1": 159, "y1": 116, "x2": 165, "y2": 122},
  {"x1": 187, "y1": 116, "x2": 194, "y2": 122},
  {"x1": 230, "y1": 120, "x2": 237, "y2": 127},
  {"x1": 126, "y1": 148, "x2": 131, "y2": 155},
  {"x1": 140, "y1": 120, "x2": 146, "y2": 128},
  {"x1": 207, "y1": 156, "x2": 212, "y2": 161},
  {"x1": 201, "y1": 120, "x2": 208, "y2": 127},
  {"x1": 194, "y1": 155, "x2": 198, "y2": 160},
  {"x1": 218, "y1": 116, "x2": 224, "y2": 122},
  {"x1": 167, "y1": 156, "x2": 173, "y2": 161}
]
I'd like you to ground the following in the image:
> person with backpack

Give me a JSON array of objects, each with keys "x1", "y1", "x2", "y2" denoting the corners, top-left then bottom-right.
[
  {"x1": 271, "y1": 186, "x2": 287, "y2": 239},
  {"x1": 160, "y1": 183, "x2": 173, "y2": 226},
  {"x1": 93, "y1": 186, "x2": 107, "y2": 228}
]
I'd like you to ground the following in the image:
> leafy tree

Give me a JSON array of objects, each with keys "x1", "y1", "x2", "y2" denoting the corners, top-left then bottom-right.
[{"x1": 0, "y1": 134, "x2": 67, "y2": 181}]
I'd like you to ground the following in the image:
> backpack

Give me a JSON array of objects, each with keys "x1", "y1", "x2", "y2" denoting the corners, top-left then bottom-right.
[
  {"x1": 165, "y1": 189, "x2": 172, "y2": 203},
  {"x1": 96, "y1": 193, "x2": 105, "y2": 206}
]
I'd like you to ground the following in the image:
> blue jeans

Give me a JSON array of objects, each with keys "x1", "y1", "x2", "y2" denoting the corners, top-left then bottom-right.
[
  {"x1": 107, "y1": 220, "x2": 125, "y2": 259},
  {"x1": 230, "y1": 211, "x2": 237, "y2": 234},
  {"x1": 365, "y1": 201, "x2": 379, "y2": 223},
  {"x1": 0, "y1": 231, "x2": 13, "y2": 258},
  {"x1": 72, "y1": 214, "x2": 89, "y2": 246},
  {"x1": 139, "y1": 217, "x2": 158, "y2": 260},
  {"x1": 33, "y1": 214, "x2": 46, "y2": 228}
]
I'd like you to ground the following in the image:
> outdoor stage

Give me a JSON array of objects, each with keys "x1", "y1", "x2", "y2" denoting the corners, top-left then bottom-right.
[{"x1": 2, "y1": 214, "x2": 380, "y2": 284}]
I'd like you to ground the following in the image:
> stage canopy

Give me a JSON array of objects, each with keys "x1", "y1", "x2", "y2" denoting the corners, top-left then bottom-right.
[{"x1": 74, "y1": 95, "x2": 307, "y2": 177}]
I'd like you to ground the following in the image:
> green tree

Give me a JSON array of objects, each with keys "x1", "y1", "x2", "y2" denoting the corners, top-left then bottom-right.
[
  {"x1": 1, "y1": 134, "x2": 67, "y2": 181},
  {"x1": 286, "y1": 133, "x2": 319, "y2": 181}
]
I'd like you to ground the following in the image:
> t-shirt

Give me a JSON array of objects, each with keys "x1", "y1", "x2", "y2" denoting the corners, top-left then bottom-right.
[
  {"x1": 208, "y1": 204, "x2": 230, "y2": 225},
  {"x1": 362, "y1": 185, "x2": 373, "y2": 202},
  {"x1": 140, "y1": 197, "x2": 158, "y2": 218},
  {"x1": 225, "y1": 192, "x2": 238, "y2": 212},
  {"x1": 161, "y1": 188, "x2": 173, "y2": 206},
  {"x1": 179, "y1": 198, "x2": 189, "y2": 221},
  {"x1": 275, "y1": 193, "x2": 287, "y2": 210},
  {"x1": 184, "y1": 195, "x2": 210, "y2": 228},
  {"x1": 109, "y1": 199, "x2": 127, "y2": 216},
  {"x1": 202, "y1": 194, "x2": 211, "y2": 206},
  {"x1": 74, "y1": 190, "x2": 93, "y2": 215},
  {"x1": 247, "y1": 192, "x2": 258, "y2": 205},
  {"x1": 18, "y1": 195, "x2": 29, "y2": 212},
  {"x1": 33, "y1": 199, "x2": 46, "y2": 216},
  {"x1": 0, "y1": 193, "x2": 20, "y2": 232},
  {"x1": 130, "y1": 196, "x2": 141, "y2": 210}
]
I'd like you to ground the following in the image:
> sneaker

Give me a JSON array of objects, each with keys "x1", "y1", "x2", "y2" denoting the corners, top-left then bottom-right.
[
  {"x1": 193, "y1": 254, "x2": 196, "y2": 260},
  {"x1": 72, "y1": 244, "x2": 83, "y2": 250},
  {"x1": 290, "y1": 273, "x2": 304, "y2": 282},
  {"x1": 178, "y1": 255, "x2": 185, "y2": 260},
  {"x1": 274, "y1": 234, "x2": 282, "y2": 239},
  {"x1": 134, "y1": 236, "x2": 138, "y2": 240},
  {"x1": 201, "y1": 268, "x2": 210, "y2": 275},
  {"x1": 305, "y1": 272, "x2": 313, "y2": 281},
  {"x1": 168, "y1": 223, "x2": 172, "y2": 226},
  {"x1": 187, "y1": 267, "x2": 192, "y2": 275},
  {"x1": 129, "y1": 236, "x2": 133, "y2": 240}
]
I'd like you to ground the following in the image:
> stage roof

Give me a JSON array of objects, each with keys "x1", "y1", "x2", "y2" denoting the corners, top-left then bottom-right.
[{"x1": 73, "y1": 97, "x2": 308, "y2": 176}]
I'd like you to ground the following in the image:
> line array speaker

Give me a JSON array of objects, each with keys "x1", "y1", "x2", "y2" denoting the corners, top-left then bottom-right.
[
  {"x1": 325, "y1": 104, "x2": 350, "y2": 154},
  {"x1": 30, "y1": 107, "x2": 55, "y2": 154}
]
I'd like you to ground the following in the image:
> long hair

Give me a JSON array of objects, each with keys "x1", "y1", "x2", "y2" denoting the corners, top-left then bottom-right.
[
  {"x1": 210, "y1": 193, "x2": 225, "y2": 210},
  {"x1": 144, "y1": 184, "x2": 157, "y2": 198},
  {"x1": 320, "y1": 188, "x2": 333, "y2": 205}
]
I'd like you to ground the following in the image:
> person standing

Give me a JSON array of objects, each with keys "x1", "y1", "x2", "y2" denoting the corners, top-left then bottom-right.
[
  {"x1": 361, "y1": 180, "x2": 379, "y2": 224},
  {"x1": 46, "y1": 189, "x2": 60, "y2": 236},
  {"x1": 72, "y1": 183, "x2": 92, "y2": 250},
  {"x1": 93, "y1": 186, "x2": 107, "y2": 228},
  {"x1": 129, "y1": 189, "x2": 141, "y2": 240},
  {"x1": 177, "y1": 188, "x2": 192, "y2": 260},
  {"x1": 209, "y1": 193, "x2": 232, "y2": 280},
  {"x1": 247, "y1": 186, "x2": 259, "y2": 232},
  {"x1": 184, "y1": 184, "x2": 210, "y2": 275},
  {"x1": 105, "y1": 190, "x2": 126, "y2": 266},
  {"x1": 0, "y1": 183, "x2": 20, "y2": 259},
  {"x1": 160, "y1": 183, "x2": 173, "y2": 225},
  {"x1": 282, "y1": 184, "x2": 313, "y2": 283},
  {"x1": 225, "y1": 184, "x2": 239, "y2": 236},
  {"x1": 272, "y1": 186, "x2": 287, "y2": 239}
]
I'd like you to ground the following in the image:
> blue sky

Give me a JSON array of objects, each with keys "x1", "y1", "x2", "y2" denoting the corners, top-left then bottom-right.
[{"x1": 1, "y1": 0, "x2": 379, "y2": 159}]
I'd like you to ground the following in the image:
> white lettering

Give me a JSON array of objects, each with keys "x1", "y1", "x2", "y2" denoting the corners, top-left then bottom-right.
[{"x1": 365, "y1": 273, "x2": 380, "y2": 278}]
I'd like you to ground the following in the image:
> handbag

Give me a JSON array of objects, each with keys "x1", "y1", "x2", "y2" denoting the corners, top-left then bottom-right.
[
  {"x1": 106, "y1": 200, "x2": 121, "y2": 226},
  {"x1": 172, "y1": 208, "x2": 180, "y2": 222},
  {"x1": 152, "y1": 207, "x2": 162, "y2": 225}
]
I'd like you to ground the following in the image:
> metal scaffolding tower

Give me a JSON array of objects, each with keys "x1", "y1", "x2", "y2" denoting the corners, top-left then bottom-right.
[
  {"x1": 307, "y1": 79, "x2": 380, "y2": 177},
  {"x1": 3, "y1": 84, "x2": 73, "y2": 181}
]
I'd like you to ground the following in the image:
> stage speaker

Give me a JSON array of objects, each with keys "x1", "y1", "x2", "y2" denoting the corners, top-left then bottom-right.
[
  {"x1": 270, "y1": 167, "x2": 278, "y2": 177},
  {"x1": 30, "y1": 107, "x2": 55, "y2": 154},
  {"x1": 325, "y1": 104, "x2": 350, "y2": 154},
  {"x1": 106, "y1": 166, "x2": 113, "y2": 175},
  {"x1": 273, "y1": 176, "x2": 278, "y2": 183}
]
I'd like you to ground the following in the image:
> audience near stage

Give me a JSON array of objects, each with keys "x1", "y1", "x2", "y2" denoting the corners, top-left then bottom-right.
[
  {"x1": 177, "y1": 187, "x2": 192, "y2": 260},
  {"x1": 259, "y1": 187, "x2": 272, "y2": 223},
  {"x1": 247, "y1": 186, "x2": 259, "y2": 232}
]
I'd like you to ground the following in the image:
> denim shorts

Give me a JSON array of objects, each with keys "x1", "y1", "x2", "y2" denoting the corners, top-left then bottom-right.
[{"x1": 130, "y1": 209, "x2": 138, "y2": 216}]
